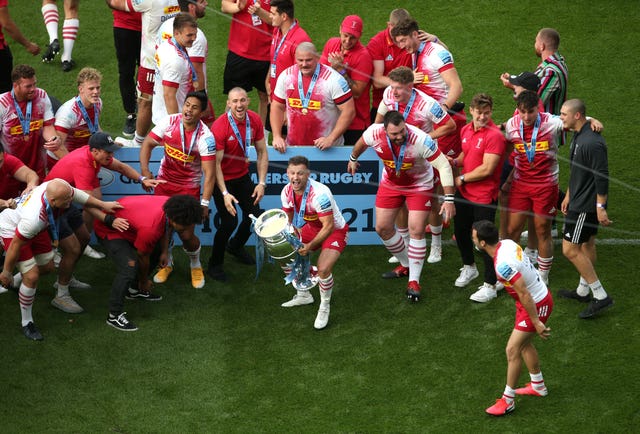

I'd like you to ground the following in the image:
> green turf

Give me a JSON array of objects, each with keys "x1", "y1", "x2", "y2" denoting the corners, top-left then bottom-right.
[{"x1": 2, "y1": 0, "x2": 640, "y2": 432}]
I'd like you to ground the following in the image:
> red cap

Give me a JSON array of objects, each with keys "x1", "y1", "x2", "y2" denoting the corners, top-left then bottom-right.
[{"x1": 340, "y1": 15, "x2": 363, "y2": 39}]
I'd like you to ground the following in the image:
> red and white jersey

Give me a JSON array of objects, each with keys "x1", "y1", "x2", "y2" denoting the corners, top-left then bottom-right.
[
  {"x1": 378, "y1": 87, "x2": 450, "y2": 133},
  {"x1": 211, "y1": 110, "x2": 264, "y2": 181},
  {"x1": 124, "y1": 0, "x2": 179, "y2": 69},
  {"x1": 54, "y1": 97, "x2": 103, "y2": 153},
  {"x1": 494, "y1": 239, "x2": 549, "y2": 303},
  {"x1": 281, "y1": 179, "x2": 346, "y2": 231},
  {"x1": 0, "y1": 88, "x2": 54, "y2": 179},
  {"x1": 458, "y1": 120, "x2": 506, "y2": 204},
  {"x1": 366, "y1": 27, "x2": 412, "y2": 109},
  {"x1": 0, "y1": 181, "x2": 86, "y2": 240},
  {"x1": 0, "y1": 153, "x2": 24, "y2": 200},
  {"x1": 272, "y1": 63, "x2": 352, "y2": 146},
  {"x1": 227, "y1": 0, "x2": 272, "y2": 62},
  {"x1": 413, "y1": 42, "x2": 456, "y2": 104},
  {"x1": 149, "y1": 113, "x2": 216, "y2": 189},
  {"x1": 362, "y1": 123, "x2": 441, "y2": 190},
  {"x1": 505, "y1": 112, "x2": 563, "y2": 184},
  {"x1": 268, "y1": 20, "x2": 311, "y2": 97},
  {"x1": 321, "y1": 38, "x2": 373, "y2": 131},
  {"x1": 152, "y1": 37, "x2": 196, "y2": 124},
  {"x1": 157, "y1": 16, "x2": 208, "y2": 73}
]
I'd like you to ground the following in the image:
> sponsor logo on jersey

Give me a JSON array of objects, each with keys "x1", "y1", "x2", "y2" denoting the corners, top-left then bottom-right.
[
  {"x1": 430, "y1": 104, "x2": 445, "y2": 118},
  {"x1": 205, "y1": 136, "x2": 216, "y2": 153},
  {"x1": 518, "y1": 320, "x2": 528, "y2": 328},
  {"x1": 438, "y1": 51, "x2": 453, "y2": 65},
  {"x1": 385, "y1": 54, "x2": 394, "y2": 61},
  {"x1": 382, "y1": 159, "x2": 413, "y2": 171},
  {"x1": 165, "y1": 143, "x2": 196, "y2": 163},
  {"x1": 9, "y1": 119, "x2": 44, "y2": 136},
  {"x1": 287, "y1": 98, "x2": 322, "y2": 111},
  {"x1": 513, "y1": 140, "x2": 550, "y2": 153}
]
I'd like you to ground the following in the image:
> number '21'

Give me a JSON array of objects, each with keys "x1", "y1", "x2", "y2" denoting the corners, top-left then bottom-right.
[{"x1": 342, "y1": 208, "x2": 375, "y2": 232}]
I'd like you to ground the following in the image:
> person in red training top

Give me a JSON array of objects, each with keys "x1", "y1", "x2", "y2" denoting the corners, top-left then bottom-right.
[
  {"x1": 0, "y1": 143, "x2": 38, "y2": 211},
  {"x1": 321, "y1": 14, "x2": 372, "y2": 145}
]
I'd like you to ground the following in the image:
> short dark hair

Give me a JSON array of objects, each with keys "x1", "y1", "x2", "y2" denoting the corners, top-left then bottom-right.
[
  {"x1": 173, "y1": 12, "x2": 197, "y2": 32},
  {"x1": 390, "y1": 19, "x2": 419, "y2": 38},
  {"x1": 383, "y1": 110, "x2": 405, "y2": 128},
  {"x1": 473, "y1": 220, "x2": 499, "y2": 245},
  {"x1": 288, "y1": 155, "x2": 310, "y2": 169},
  {"x1": 271, "y1": 0, "x2": 294, "y2": 18},
  {"x1": 163, "y1": 195, "x2": 202, "y2": 226},
  {"x1": 11, "y1": 64, "x2": 36, "y2": 83},
  {"x1": 177, "y1": 0, "x2": 192, "y2": 11},
  {"x1": 470, "y1": 93, "x2": 493, "y2": 110},
  {"x1": 388, "y1": 66, "x2": 414, "y2": 85},
  {"x1": 515, "y1": 90, "x2": 540, "y2": 111},
  {"x1": 538, "y1": 28, "x2": 560, "y2": 51},
  {"x1": 185, "y1": 90, "x2": 208, "y2": 111}
]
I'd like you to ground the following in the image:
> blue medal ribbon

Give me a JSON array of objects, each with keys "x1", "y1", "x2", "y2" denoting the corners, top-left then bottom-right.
[
  {"x1": 291, "y1": 180, "x2": 311, "y2": 229},
  {"x1": 227, "y1": 111, "x2": 251, "y2": 159},
  {"x1": 386, "y1": 135, "x2": 407, "y2": 177},
  {"x1": 394, "y1": 89, "x2": 417, "y2": 120},
  {"x1": 272, "y1": 21, "x2": 297, "y2": 66},
  {"x1": 171, "y1": 37, "x2": 197, "y2": 84},
  {"x1": 75, "y1": 96, "x2": 99, "y2": 134},
  {"x1": 11, "y1": 90, "x2": 32, "y2": 137},
  {"x1": 42, "y1": 193, "x2": 59, "y2": 244},
  {"x1": 297, "y1": 63, "x2": 320, "y2": 113},
  {"x1": 519, "y1": 113, "x2": 541, "y2": 165},
  {"x1": 412, "y1": 41, "x2": 426, "y2": 70},
  {"x1": 179, "y1": 120, "x2": 200, "y2": 166}
]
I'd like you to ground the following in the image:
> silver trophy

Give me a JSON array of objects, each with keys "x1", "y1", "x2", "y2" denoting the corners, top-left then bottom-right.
[{"x1": 251, "y1": 209, "x2": 318, "y2": 291}]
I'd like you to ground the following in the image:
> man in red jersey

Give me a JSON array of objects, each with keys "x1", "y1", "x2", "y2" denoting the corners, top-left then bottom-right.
[
  {"x1": 140, "y1": 91, "x2": 215, "y2": 290},
  {"x1": 96, "y1": 194, "x2": 201, "y2": 332},
  {"x1": 448, "y1": 94, "x2": 507, "y2": 301},
  {"x1": 0, "y1": 144, "x2": 38, "y2": 211},
  {"x1": 208, "y1": 88, "x2": 268, "y2": 282},
  {"x1": 221, "y1": 0, "x2": 273, "y2": 126},
  {"x1": 321, "y1": 15, "x2": 373, "y2": 145}
]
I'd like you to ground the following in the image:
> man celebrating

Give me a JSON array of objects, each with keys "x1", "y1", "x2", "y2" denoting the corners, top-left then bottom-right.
[
  {"x1": 271, "y1": 42, "x2": 355, "y2": 153},
  {"x1": 280, "y1": 156, "x2": 348, "y2": 330},
  {"x1": 348, "y1": 111, "x2": 456, "y2": 302},
  {"x1": 0, "y1": 64, "x2": 62, "y2": 199},
  {"x1": 321, "y1": 14, "x2": 373, "y2": 145},
  {"x1": 95, "y1": 194, "x2": 202, "y2": 331},
  {"x1": 140, "y1": 91, "x2": 215, "y2": 289},
  {"x1": 208, "y1": 87, "x2": 268, "y2": 282},
  {"x1": 559, "y1": 99, "x2": 613, "y2": 318},
  {"x1": 0, "y1": 179, "x2": 123, "y2": 340},
  {"x1": 449, "y1": 94, "x2": 507, "y2": 302},
  {"x1": 472, "y1": 220, "x2": 552, "y2": 417}
]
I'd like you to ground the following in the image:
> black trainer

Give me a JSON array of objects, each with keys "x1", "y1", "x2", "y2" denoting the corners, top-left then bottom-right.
[
  {"x1": 558, "y1": 289, "x2": 592, "y2": 303},
  {"x1": 61, "y1": 59, "x2": 75, "y2": 73},
  {"x1": 207, "y1": 264, "x2": 228, "y2": 282},
  {"x1": 42, "y1": 39, "x2": 60, "y2": 62},
  {"x1": 122, "y1": 114, "x2": 136, "y2": 138},
  {"x1": 227, "y1": 243, "x2": 256, "y2": 265},
  {"x1": 106, "y1": 312, "x2": 138, "y2": 331},
  {"x1": 23, "y1": 322, "x2": 44, "y2": 341},
  {"x1": 579, "y1": 296, "x2": 614, "y2": 319},
  {"x1": 126, "y1": 288, "x2": 162, "y2": 301},
  {"x1": 382, "y1": 265, "x2": 409, "y2": 279}
]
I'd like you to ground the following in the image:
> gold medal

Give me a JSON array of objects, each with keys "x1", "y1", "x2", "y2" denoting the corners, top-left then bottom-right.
[
  {"x1": 193, "y1": 80, "x2": 199, "y2": 90},
  {"x1": 302, "y1": 108, "x2": 308, "y2": 115},
  {"x1": 23, "y1": 134, "x2": 29, "y2": 141}
]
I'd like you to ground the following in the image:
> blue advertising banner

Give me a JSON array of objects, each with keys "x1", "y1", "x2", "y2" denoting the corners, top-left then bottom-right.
[{"x1": 100, "y1": 146, "x2": 382, "y2": 245}]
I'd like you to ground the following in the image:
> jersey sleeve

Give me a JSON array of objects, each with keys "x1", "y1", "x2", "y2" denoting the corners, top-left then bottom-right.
[
  {"x1": 280, "y1": 184, "x2": 293, "y2": 212},
  {"x1": 197, "y1": 124, "x2": 216, "y2": 160},
  {"x1": 149, "y1": 115, "x2": 171, "y2": 142}
]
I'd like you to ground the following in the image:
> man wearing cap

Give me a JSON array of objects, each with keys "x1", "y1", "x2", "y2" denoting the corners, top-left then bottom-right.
[
  {"x1": 0, "y1": 178, "x2": 123, "y2": 340},
  {"x1": 44, "y1": 132, "x2": 164, "y2": 312},
  {"x1": 320, "y1": 15, "x2": 373, "y2": 145},
  {"x1": 271, "y1": 42, "x2": 355, "y2": 153}
]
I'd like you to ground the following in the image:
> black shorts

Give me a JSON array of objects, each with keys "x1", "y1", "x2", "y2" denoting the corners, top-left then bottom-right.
[
  {"x1": 58, "y1": 205, "x2": 84, "y2": 239},
  {"x1": 223, "y1": 51, "x2": 269, "y2": 94},
  {"x1": 563, "y1": 210, "x2": 598, "y2": 244}
]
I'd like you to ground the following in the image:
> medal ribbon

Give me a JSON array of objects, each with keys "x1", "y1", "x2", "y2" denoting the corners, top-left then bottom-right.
[
  {"x1": 11, "y1": 90, "x2": 32, "y2": 136},
  {"x1": 386, "y1": 135, "x2": 407, "y2": 177},
  {"x1": 519, "y1": 113, "x2": 541, "y2": 164},
  {"x1": 291, "y1": 180, "x2": 311, "y2": 229},
  {"x1": 75, "y1": 96, "x2": 99, "y2": 134},
  {"x1": 412, "y1": 41, "x2": 426, "y2": 70},
  {"x1": 272, "y1": 21, "x2": 297, "y2": 64},
  {"x1": 227, "y1": 111, "x2": 251, "y2": 159},
  {"x1": 179, "y1": 120, "x2": 200, "y2": 166},
  {"x1": 42, "y1": 193, "x2": 59, "y2": 243},
  {"x1": 297, "y1": 63, "x2": 320, "y2": 113},
  {"x1": 394, "y1": 89, "x2": 417, "y2": 120},
  {"x1": 171, "y1": 37, "x2": 197, "y2": 84}
]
